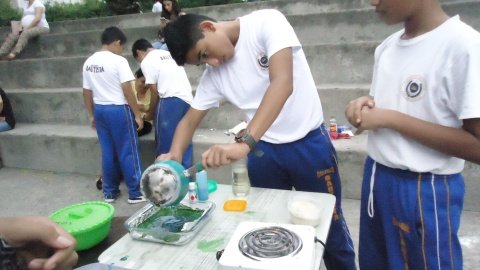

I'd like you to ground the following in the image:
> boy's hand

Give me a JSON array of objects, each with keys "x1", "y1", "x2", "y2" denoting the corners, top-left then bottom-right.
[
  {"x1": 135, "y1": 115, "x2": 143, "y2": 131},
  {"x1": 345, "y1": 96, "x2": 375, "y2": 128},
  {"x1": 356, "y1": 106, "x2": 389, "y2": 131},
  {"x1": 201, "y1": 143, "x2": 250, "y2": 169},
  {"x1": 1, "y1": 216, "x2": 78, "y2": 270},
  {"x1": 156, "y1": 152, "x2": 182, "y2": 163},
  {"x1": 89, "y1": 116, "x2": 96, "y2": 129},
  {"x1": 144, "y1": 112, "x2": 153, "y2": 121}
]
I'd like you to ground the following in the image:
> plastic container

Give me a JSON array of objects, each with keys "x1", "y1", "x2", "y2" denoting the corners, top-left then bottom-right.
[
  {"x1": 196, "y1": 171, "x2": 209, "y2": 201},
  {"x1": 140, "y1": 160, "x2": 190, "y2": 207},
  {"x1": 223, "y1": 199, "x2": 247, "y2": 212},
  {"x1": 188, "y1": 182, "x2": 197, "y2": 202},
  {"x1": 50, "y1": 201, "x2": 115, "y2": 251},
  {"x1": 124, "y1": 201, "x2": 215, "y2": 245},
  {"x1": 287, "y1": 193, "x2": 322, "y2": 227}
]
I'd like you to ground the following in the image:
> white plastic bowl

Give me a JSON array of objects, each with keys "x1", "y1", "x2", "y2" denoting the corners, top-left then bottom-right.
[{"x1": 288, "y1": 193, "x2": 322, "y2": 227}]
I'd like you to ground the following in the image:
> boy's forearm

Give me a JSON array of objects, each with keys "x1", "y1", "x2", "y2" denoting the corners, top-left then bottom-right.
[
  {"x1": 383, "y1": 110, "x2": 480, "y2": 164},
  {"x1": 248, "y1": 80, "x2": 292, "y2": 140},
  {"x1": 82, "y1": 89, "x2": 94, "y2": 117},
  {"x1": 247, "y1": 48, "x2": 293, "y2": 140},
  {"x1": 148, "y1": 84, "x2": 159, "y2": 118}
]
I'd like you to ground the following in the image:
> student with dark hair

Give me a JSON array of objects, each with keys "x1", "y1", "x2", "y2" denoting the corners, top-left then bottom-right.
[
  {"x1": 161, "y1": 0, "x2": 185, "y2": 20},
  {"x1": 161, "y1": 11, "x2": 356, "y2": 270},
  {"x1": 345, "y1": 0, "x2": 480, "y2": 269},
  {"x1": 132, "y1": 38, "x2": 193, "y2": 168},
  {"x1": 83, "y1": 26, "x2": 146, "y2": 204},
  {"x1": 0, "y1": 87, "x2": 15, "y2": 132}
]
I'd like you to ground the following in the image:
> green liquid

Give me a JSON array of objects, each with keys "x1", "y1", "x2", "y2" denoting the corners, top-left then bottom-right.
[{"x1": 137, "y1": 205, "x2": 205, "y2": 232}]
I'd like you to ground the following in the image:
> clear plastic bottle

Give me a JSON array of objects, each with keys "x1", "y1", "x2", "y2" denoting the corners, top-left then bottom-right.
[
  {"x1": 231, "y1": 159, "x2": 250, "y2": 197},
  {"x1": 188, "y1": 182, "x2": 197, "y2": 202}
]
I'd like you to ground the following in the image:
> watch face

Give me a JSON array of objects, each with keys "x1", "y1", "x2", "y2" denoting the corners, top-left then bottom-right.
[{"x1": 235, "y1": 129, "x2": 247, "y2": 142}]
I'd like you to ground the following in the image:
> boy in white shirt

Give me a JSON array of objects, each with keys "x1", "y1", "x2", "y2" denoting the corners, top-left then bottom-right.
[
  {"x1": 83, "y1": 27, "x2": 146, "y2": 204},
  {"x1": 132, "y1": 39, "x2": 194, "y2": 168},
  {"x1": 345, "y1": 0, "x2": 480, "y2": 268},
  {"x1": 160, "y1": 10, "x2": 356, "y2": 270}
]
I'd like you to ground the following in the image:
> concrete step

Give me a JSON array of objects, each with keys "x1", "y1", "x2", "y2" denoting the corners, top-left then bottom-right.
[
  {"x1": 0, "y1": 54, "x2": 205, "y2": 89},
  {"x1": 1, "y1": 124, "x2": 480, "y2": 211},
  {"x1": 0, "y1": 42, "x2": 378, "y2": 89},
  {"x1": 9, "y1": 0, "x2": 480, "y2": 60},
  {"x1": 6, "y1": 85, "x2": 368, "y2": 129},
  {"x1": 0, "y1": 0, "x2": 383, "y2": 38},
  {"x1": 0, "y1": 123, "x2": 233, "y2": 184}
]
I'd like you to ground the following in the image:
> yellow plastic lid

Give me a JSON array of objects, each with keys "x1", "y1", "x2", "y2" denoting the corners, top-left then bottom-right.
[{"x1": 223, "y1": 199, "x2": 247, "y2": 212}]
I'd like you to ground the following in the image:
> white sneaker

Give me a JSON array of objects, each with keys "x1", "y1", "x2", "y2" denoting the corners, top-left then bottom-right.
[{"x1": 128, "y1": 196, "x2": 147, "y2": 204}]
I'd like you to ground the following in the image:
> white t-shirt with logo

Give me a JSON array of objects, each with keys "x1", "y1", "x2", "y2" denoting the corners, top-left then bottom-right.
[
  {"x1": 21, "y1": 0, "x2": 49, "y2": 28},
  {"x1": 141, "y1": 49, "x2": 193, "y2": 104},
  {"x1": 192, "y1": 9, "x2": 323, "y2": 144},
  {"x1": 82, "y1": 51, "x2": 135, "y2": 105},
  {"x1": 368, "y1": 16, "x2": 480, "y2": 174}
]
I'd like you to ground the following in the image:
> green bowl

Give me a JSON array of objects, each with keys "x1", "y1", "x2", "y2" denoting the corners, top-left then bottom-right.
[{"x1": 50, "y1": 201, "x2": 115, "y2": 251}]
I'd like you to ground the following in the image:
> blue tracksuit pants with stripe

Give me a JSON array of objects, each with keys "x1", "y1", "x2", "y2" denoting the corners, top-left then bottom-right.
[
  {"x1": 155, "y1": 97, "x2": 192, "y2": 168},
  {"x1": 248, "y1": 124, "x2": 357, "y2": 270},
  {"x1": 94, "y1": 104, "x2": 143, "y2": 198},
  {"x1": 359, "y1": 156, "x2": 464, "y2": 270}
]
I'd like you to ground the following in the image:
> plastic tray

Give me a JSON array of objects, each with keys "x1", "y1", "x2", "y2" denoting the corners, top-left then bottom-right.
[{"x1": 124, "y1": 200, "x2": 215, "y2": 245}]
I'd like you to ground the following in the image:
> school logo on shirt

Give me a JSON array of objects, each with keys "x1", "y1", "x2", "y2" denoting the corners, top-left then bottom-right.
[
  {"x1": 402, "y1": 75, "x2": 426, "y2": 101},
  {"x1": 257, "y1": 53, "x2": 269, "y2": 70}
]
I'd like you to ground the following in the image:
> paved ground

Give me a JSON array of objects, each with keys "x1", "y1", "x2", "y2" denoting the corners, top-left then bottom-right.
[{"x1": 0, "y1": 167, "x2": 478, "y2": 269}]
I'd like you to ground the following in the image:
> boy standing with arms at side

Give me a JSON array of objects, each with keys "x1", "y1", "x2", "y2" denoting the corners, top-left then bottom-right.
[
  {"x1": 132, "y1": 39, "x2": 194, "y2": 168},
  {"x1": 345, "y1": 0, "x2": 480, "y2": 269},
  {"x1": 161, "y1": 10, "x2": 356, "y2": 269},
  {"x1": 83, "y1": 27, "x2": 146, "y2": 204}
]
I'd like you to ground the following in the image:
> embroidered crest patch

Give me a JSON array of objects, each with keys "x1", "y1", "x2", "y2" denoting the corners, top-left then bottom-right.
[
  {"x1": 402, "y1": 75, "x2": 426, "y2": 101},
  {"x1": 257, "y1": 53, "x2": 269, "y2": 70}
]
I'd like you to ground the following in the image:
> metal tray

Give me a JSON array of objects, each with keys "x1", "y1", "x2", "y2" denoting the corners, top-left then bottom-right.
[{"x1": 124, "y1": 200, "x2": 215, "y2": 245}]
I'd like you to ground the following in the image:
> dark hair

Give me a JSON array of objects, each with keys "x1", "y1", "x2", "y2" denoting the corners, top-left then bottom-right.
[
  {"x1": 135, "y1": 68, "x2": 144, "y2": 78},
  {"x1": 164, "y1": 14, "x2": 216, "y2": 66},
  {"x1": 161, "y1": 0, "x2": 181, "y2": 20},
  {"x1": 131, "y1": 38, "x2": 153, "y2": 58},
  {"x1": 101, "y1": 26, "x2": 127, "y2": 45}
]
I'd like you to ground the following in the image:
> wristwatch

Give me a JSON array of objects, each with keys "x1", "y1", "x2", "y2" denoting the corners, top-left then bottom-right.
[
  {"x1": 235, "y1": 129, "x2": 264, "y2": 157},
  {"x1": 235, "y1": 129, "x2": 257, "y2": 151}
]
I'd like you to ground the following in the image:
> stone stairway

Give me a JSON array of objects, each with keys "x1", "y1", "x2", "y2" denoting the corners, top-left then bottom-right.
[{"x1": 0, "y1": 0, "x2": 479, "y2": 212}]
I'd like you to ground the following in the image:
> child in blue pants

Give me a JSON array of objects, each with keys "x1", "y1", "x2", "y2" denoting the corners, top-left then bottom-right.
[
  {"x1": 346, "y1": 0, "x2": 480, "y2": 268},
  {"x1": 83, "y1": 27, "x2": 146, "y2": 204},
  {"x1": 159, "y1": 10, "x2": 357, "y2": 270}
]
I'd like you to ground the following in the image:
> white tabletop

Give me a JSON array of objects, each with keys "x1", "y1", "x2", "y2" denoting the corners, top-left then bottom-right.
[{"x1": 98, "y1": 184, "x2": 336, "y2": 269}]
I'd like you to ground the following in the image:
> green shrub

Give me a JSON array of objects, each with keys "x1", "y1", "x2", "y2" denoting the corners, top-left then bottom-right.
[
  {"x1": 0, "y1": 0, "x2": 22, "y2": 27},
  {"x1": 45, "y1": 0, "x2": 112, "y2": 22},
  {"x1": 0, "y1": 0, "x2": 250, "y2": 27},
  {"x1": 180, "y1": 0, "x2": 245, "y2": 9}
]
